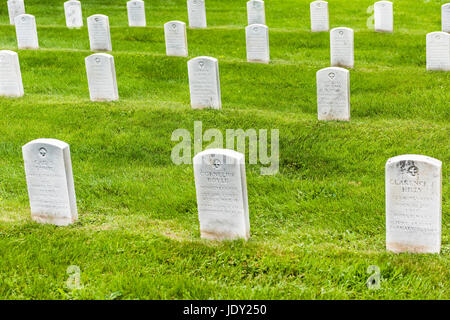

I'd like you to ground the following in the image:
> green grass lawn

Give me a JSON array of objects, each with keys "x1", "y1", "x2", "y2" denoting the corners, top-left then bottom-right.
[{"x1": 0, "y1": 0, "x2": 448, "y2": 299}]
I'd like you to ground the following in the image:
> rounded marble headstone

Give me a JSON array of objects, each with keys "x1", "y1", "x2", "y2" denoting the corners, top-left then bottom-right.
[
  {"x1": 310, "y1": 1, "x2": 329, "y2": 32},
  {"x1": 0, "y1": 50, "x2": 24, "y2": 97},
  {"x1": 187, "y1": 56, "x2": 221, "y2": 109},
  {"x1": 187, "y1": 0, "x2": 207, "y2": 29},
  {"x1": 87, "y1": 14, "x2": 112, "y2": 52},
  {"x1": 22, "y1": 139, "x2": 78, "y2": 226},
  {"x1": 193, "y1": 149, "x2": 250, "y2": 241},
  {"x1": 385, "y1": 155, "x2": 442, "y2": 254},
  {"x1": 247, "y1": 0, "x2": 266, "y2": 26},
  {"x1": 164, "y1": 21, "x2": 188, "y2": 57}
]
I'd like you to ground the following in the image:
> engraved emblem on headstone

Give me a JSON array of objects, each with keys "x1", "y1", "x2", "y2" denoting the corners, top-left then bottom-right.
[{"x1": 39, "y1": 147, "x2": 47, "y2": 157}]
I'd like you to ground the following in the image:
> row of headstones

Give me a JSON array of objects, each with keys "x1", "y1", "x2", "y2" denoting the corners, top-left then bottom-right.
[
  {"x1": 7, "y1": 0, "x2": 450, "y2": 33},
  {"x1": 6, "y1": 0, "x2": 263, "y2": 29},
  {"x1": 21, "y1": 138, "x2": 443, "y2": 254},
  {"x1": 0, "y1": 48, "x2": 447, "y2": 122}
]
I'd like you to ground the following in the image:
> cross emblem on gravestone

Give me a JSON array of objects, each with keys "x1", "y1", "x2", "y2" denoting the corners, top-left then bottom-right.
[
  {"x1": 328, "y1": 72, "x2": 335, "y2": 80},
  {"x1": 95, "y1": 57, "x2": 101, "y2": 64},
  {"x1": 212, "y1": 158, "x2": 222, "y2": 169},
  {"x1": 199, "y1": 61, "x2": 205, "y2": 70},
  {"x1": 39, "y1": 148, "x2": 47, "y2": 157},
  {"x1": 407, "y1": 165, "x2": 419, "y2": 177}
]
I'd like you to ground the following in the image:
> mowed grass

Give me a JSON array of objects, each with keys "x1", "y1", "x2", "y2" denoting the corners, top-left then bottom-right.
[{"x1": 0, "y1": 0, "x2": 448, "y2": 300}]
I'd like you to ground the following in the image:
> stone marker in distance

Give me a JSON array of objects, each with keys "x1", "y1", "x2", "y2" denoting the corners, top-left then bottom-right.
[
  {"x1": 0, "y1": 50, "x2": 24, "y2": 97},
  {"x1": 188, "y1": 56, "x2": 221, "y2": 109},
  {"x1": 246, "y1": 24, "x2": 270, "y2": 64},
  {"x1": 85, "y1": 53, "x2": 119, "y2": 101},
  {"x1": 193, "y1": 149, "x2": 250, "y2": 241},
  {"x1": 374, "y1": 1, "x2": 393, "y2": 33},
  {"x1": 316, "y1": 67, "x2": 350, "y2": 121},
  {"x1": 64, "y1": 0, "x2": 83, "y2": 28},
  {"x1": 23, "y1": 139, "x2": 78, "y2": 226},
  {"x1": 187, "y1": 0, "x2": 207, "y2": 29},
  {"x1": 15, "y1": 14, "x2": 39, "y2": 50},
  {"x1": 247, "y1": 0, "x2": 265, "y2": 25},
  {"x1": 330, "y1": 27, "x2": 354, "y2": 69},
  {"x1": 127, "y1": 0, "x2": 146, "y2": 27},
  {"x1": 443, "y1": 3, "x2": 450, "y2": 33},
  {"x1": 426, "y1": 32, "x2": 450, "y2": 71},
  {"x1": 386, "y1": 155, "x2": 442, "y2": 254},
  {"x1": 87, "y1": 14, "x2": 112, "y2": 51},
  {"x1": 164, "y1": 21, "x2": 188, "y2": 57},
  {"x1": 7, "y1": 0, "x2": 25, "y2": 25},
  {"x1": 310, "y1": 1, "x2": 329, "y2": 32}
]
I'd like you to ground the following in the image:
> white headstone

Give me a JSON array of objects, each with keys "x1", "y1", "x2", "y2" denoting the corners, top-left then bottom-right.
[
  {"x1": 85, "y1": 53, "x2": 119, "y2": 101},
  {"x1": 443, "y1": 3, "x2": 450, "y2": 33},
  {"x1": 22, "y1": 139, "x2": 78, "y2": 226},
  {"x1": 246, "y1": 24, "x2": 270, "y2": 64},
  {"x1": 386, "y1": 155, "x2": 442, "y2": 254},
  {"x1": 426, "y1": 32, "x2": 450, "y2": 71},
  {"x1": 330, "y1": 27, "x2": 354, "y2": 69},
  {"x1": 188, "y1": 56, "x2": 221, "y2": 109},
  {"x1": 164, "y1": 21, "x2": 188, "y2": 57},
  {"x1": 64, "y1": 0, "x2": 83, "y2": 29},
  {"x1": 14, "y1": 14, "x2": 39, "y2": 50},
  {"x1": 0, "y1": 50, "x2": 24, "y2": 97},
  {"x1": 193, "y1": 149, "x2": 250, "y2": 241},
  {"x1": 247, "y1": 0, "x2": 265, "y2": 26},
  {"x1": 316, "y1": 67, "x2": 350, "y2": 121},
  {"x1": 310, "y1": 1, "x2": 329, "y2": 32},
  {"x1": 187, "y1": 0, "x2": 207, "y2": 29},
  {"x1": 7, "y1": 0, "x2": 25, "y2": 25},
  {"x1": 87, "y1": 15, "x2": 112, "y2": 52},
  {"x1": 127, "y1": 0, "x2": 146, "y2": 27},
  {"x1": 374, "y1": 1, "x2": 393, "y2": 33}
]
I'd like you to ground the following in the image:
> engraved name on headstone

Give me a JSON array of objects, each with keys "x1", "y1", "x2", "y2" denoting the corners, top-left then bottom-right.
[
  {"x1": 316, "y1": 67, "x2": 350, "y2": 121},
  {"x1": 127, "y1": 0, "x2": 146, "y2": 27},
  {"x1": 386, "y1": 155, "x2": 442, "y2": 254},
  {"x1": 193, "y1": 149, "x2": 250, "y2": 241},
  {"x1": 247, "y1": 0, "x2": 265, "y2": 26},
  {"x1": 7, "y1": 0, "x2": 25, "y2": 25},
  {"x1": 15, "y1": 14, "x2": 39, "y2": 50},
  {"x1": 310, "y1": 1, "x2": 329, "y2": 32},
  {"x1": 330, "y1": 27, "x2": 354, "y2": 69},
  {"x1": 443, "y1": 3, "x2": 450, "y2": 33},
  {"x1": 374, "y1": 1, "x2": 393, "y2": 33},
  {"x1": 64, "y1": 0, "x2": 83, "y2": 29},
  {"x1": 188, "y1": 56, "x2": 221, "y2": 109},
  {"x1": 85, "y1": 53, "x2": 119, "y2": 101},
  {"x1": 246, "y1": 24, "x2": 270, "y2": 64},
  {"x1": 23, "y1": 139, "x2": 78, "y2": 226},
  {"x1": 164, "y1": 21, "x2": 188, "y2": 57},
  {"x1": 0, "y1": 50, "x2": 24, "y2": 97},
  {"x1": 87, "y1": 14, "x2": 112, "y2": 51},
  {"x1": 426, "y1": 32, "x2": 450, "y2": 71},
  {"x1": 187, "y1": 0, "x2": 207, "y2": 29}
]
